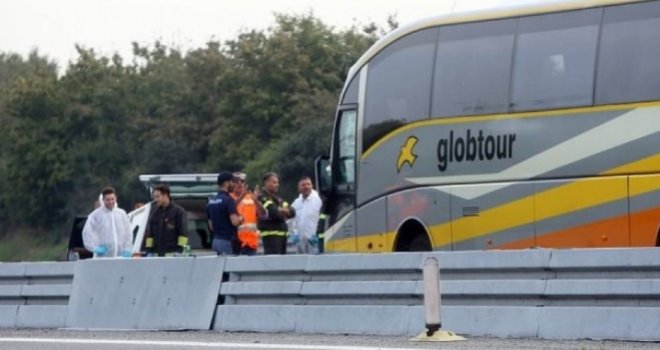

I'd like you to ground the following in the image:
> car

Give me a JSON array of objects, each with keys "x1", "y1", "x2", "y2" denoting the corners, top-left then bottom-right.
[{"x1": 66, "y1": 215, "x2": 93, "y2": 260}]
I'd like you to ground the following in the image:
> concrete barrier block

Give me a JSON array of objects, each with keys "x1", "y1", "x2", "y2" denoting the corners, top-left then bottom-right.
[
  {"x1": 221, "y1": 281, "x2": 302, "y2": 296},
  {"x1": 224, "y1": 255, "x2": 309, "y2": 273},
  {"x1": 305, "y1": 253, "x2": 423, "y2": 272},
  {"x1": 23, "y1": 262, "x2": 75, "y2": 277},
  {"x1": 443, "y1": 280, "x2": 547, "y2": 296},
  {"x1": 214, "y1": 305, "x2": 297, "y2": 332},
  {"x1": 295, "y1": 305, "x2": 424, "y2": 335},
  {"x1": 0, "y1": 306, "x2": 18, "y2": 328},
  {"x1": 538, "y1": 307, "x2": 660, "y2": 340},
  {"x1": 549, "y1": 248, "x2": 660, "y2": 269},
  {"x1": 546, "y1": 279, "x2": 660, "y2": 296},
  {"x1": 0, "y1": 263, "x2": 26, "y2": 278},
  {"x1": 16, "y1": 305, "x2": 67, "y2": 328},
  {"x1": 426, "y1": 249, "x2": 552, "y2": 270},
  {"x1": 301, "y1": 281, "x2": 421, "y2": 296},
  {"x1": 21, "y1": 284, "x2": 72, "y2": 298},
  {"x1": 0, "y1": 285, "x2": 23, "y2": 298},
  {"x1": 442, "y1": 305, "x2": 541, "y2": 338},
  {"x1": 67, "y1": 256, "x2": 223, "y2": 330}
]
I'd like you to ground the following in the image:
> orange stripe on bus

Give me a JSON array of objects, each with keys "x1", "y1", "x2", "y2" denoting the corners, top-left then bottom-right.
[
  {"x1": 498, "y1": 207, "x2": 660, "y2": 249},
  {"x1": 498, "y1": 215, "x2": 629, "y2": 249},
  {"x1": 630, "y1": 206, "x2": 660, "y2": 247}
]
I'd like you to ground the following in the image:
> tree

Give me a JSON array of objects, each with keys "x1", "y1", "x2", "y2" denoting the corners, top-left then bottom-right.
[
  {"x1": 1, "y1": 70, "x2": 71, "y2": 228},
  {"x1": 208, "y1": 13, "x2": 380, "y2": 191},
  {"x1": 0, "y1": 13, "x2": 387, "y2": 240}
]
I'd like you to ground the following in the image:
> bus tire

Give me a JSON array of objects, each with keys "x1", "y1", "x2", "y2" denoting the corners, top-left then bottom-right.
[
  {"x1": 409, "y1": 234, "x2": 432, "y2": 252},
  {"x1": 395, "y1": 220, "x2": 432, "y2": 252},
  {"x1": 656, "y1": 227, "x2": 660, "y2": 247}
]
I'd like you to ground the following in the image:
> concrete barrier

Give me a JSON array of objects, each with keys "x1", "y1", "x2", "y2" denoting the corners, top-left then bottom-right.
[
  {"x1": 66, "y1": 256, "x2": 224, "y2": 330},
  {"x1": 214, "y1": 248, "x2": 660, "y2": 340},
  {"x1": 0, "y1": 262, "x2": 74, "y2": 328},
  {"x1": 2, "y1": 248, "x2": 660, "y2": 340}
]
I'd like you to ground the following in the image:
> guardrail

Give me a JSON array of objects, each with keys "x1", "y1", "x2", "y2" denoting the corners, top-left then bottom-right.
[
  {"x1": 1, "y1": 248, "x2": 659, "y2": 340},
  {"x1": 215, "y1": 253, "x2": 425, "y2": 334},
  {"x1": 215, "y1": 248, "x2": 660, "y2": 340},
  {"x1": 0, "y1": 262, "x2": 74, "y2": 328}
]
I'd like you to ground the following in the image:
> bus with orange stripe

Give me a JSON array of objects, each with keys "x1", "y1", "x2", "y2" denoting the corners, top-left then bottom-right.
[{"x1": 315, "y1": 0, "x2": 660, "y2": 253}]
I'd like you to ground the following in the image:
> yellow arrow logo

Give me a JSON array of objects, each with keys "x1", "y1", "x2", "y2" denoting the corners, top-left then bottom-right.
[{"x1": 397, "y1": 136, "x2": 418, "y2": 173}]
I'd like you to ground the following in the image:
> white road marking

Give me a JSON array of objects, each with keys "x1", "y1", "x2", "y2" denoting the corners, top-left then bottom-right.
[{"x1": 0, "y1": 337, "x2": 421, "y2": 350}]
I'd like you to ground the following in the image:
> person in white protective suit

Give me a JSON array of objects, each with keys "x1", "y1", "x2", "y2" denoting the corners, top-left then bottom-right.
[
  {"x1": 82, "y1": 187, "x2": 133, "y2": 258},
  {"x1": 290, "y1": 176, "x2": 322, "y2": 254}
]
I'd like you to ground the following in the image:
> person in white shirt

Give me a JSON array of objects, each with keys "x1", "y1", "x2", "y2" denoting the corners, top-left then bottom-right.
[
  {"x1": 82, "y1": 187, "x2": 133, "y2": 258},
  {"x1": 290, "y1": 176, "x2": 322, "y2": 254}
]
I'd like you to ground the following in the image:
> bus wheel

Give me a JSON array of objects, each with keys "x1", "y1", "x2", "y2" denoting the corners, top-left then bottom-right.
[
  {"x1": 409, "y1": 234, "x2": 432, "y2": 251},
  {"x1": 656, "y1": 228, "x2": 660, "y2": 247},
  {"x1": 395, "y1": 220, "x2": 432, "y2": 252}
]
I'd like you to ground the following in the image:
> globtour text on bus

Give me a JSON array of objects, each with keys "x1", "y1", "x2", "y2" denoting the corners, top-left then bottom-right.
[{"x1": 437, "y1": 129, "x2": 517, "y2": 172}]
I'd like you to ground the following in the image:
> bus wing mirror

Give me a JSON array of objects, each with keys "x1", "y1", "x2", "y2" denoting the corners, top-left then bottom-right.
[{"x1": 315, "y1": 155, "x2": 332, "y2": 195}]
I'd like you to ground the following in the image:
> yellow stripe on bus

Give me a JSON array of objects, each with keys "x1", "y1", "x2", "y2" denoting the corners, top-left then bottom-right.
[
  {"x1": 534, "y1": 177, "x2": 627, "y2": 222},
  {"x1": 327, "y1": 152, "x2": 660, "y2": 253},
  {"x1": 630, "y1": 175, "x2": 660, "y2": 198},
  {"x1": 431, "y1": 195, "x2": 536, "y2": 247},
  {"x1": 604, "y1": 151, "x2": 660, "y2": 176}
]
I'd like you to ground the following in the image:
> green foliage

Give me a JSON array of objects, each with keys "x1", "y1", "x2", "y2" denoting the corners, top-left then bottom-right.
[
  {"x1": 0, "y1": 227, "x2": 67, "y2": 262},
  {"x1": 0, "y1": 13, "x2": 385, "y2": 246}
]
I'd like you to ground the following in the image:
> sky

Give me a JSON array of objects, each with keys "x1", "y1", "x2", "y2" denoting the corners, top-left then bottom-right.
[{"x1": 0, "y1": 0, "x2": 537, "y2": 70}]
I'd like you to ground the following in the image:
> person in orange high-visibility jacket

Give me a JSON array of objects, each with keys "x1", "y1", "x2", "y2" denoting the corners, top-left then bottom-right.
[{"x1": 231, "y1": 172, "x2": 266, "y2": 255}]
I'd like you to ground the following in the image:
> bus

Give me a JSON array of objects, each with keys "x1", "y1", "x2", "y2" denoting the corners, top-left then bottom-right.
[{"x1": 315, "y1": 0, "x2": 660, "y2": 253}]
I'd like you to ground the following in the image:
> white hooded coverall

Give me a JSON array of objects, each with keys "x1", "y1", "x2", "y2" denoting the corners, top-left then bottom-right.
[{"x1": 82, "y1": 206, "x2": 133, "y2": 258}]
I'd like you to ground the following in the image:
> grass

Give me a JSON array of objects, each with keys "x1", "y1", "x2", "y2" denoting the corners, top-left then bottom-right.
[{"x1": 0, "y1": 229, "x2": 68, "y2": 262}]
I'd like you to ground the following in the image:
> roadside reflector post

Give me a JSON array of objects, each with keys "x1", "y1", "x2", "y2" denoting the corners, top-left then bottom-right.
[
  {"x1": 410, "y1": 257, "x2": 465, "y2": 342},
  {"x1": 423, "y1": 257, "x2": 442, "y2": 335}
]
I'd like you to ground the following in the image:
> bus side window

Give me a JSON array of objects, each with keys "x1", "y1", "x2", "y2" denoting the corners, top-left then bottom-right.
[
  {"x1": 432, "y1": 18, "x2": 515, "y2": 117},
  {"x1": 511, "y1": 8, "x2": 602, "y2": 111},
  {"x1": 596, "y1": 1, "x2": 660, "y2": 105}
]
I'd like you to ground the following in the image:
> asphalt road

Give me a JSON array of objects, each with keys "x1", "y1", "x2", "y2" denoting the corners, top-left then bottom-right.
[{"x1": 0, "y1": 329, "x2": 658, "y2": 350}]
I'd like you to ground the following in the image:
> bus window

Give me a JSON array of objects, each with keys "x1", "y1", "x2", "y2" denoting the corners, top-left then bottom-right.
[
  {"x1": 341, "y1": 71, "x2": 360, "y2": 105},
  {"x1": 511, "y1": 8, "x2": 601, "y2": 111},
  {"x1": 336, "y1": 110, "x2": 357, "y2": 187},
  {"x1": 596, "y1": 1, "x2": 660, "y2": 105},
  {"x1": 363, "y1": 28, "x2": 437, "y2": 152},
  {"x1": 432, "y1": 19, "x2": 515, "y2": 118}
]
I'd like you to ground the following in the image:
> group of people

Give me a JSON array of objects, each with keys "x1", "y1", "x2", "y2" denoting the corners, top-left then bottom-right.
[
  {"x1": 207, "y1": 171, "x2": 323, "y2": 256},
  {"x1": 81, "y1": 171, "x2": 323, "y2": 258}
]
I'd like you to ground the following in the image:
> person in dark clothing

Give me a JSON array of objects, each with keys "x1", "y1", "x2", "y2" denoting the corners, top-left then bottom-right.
[
  {"x1": 145, "y1": 184, "x2": 189, "y2": 257},
  {"x1": 207, "y1": 171, "x2": 243, "y2": 255},
  {"x1": 257, "y1": 172, "x2": 295, "y2": 255}
]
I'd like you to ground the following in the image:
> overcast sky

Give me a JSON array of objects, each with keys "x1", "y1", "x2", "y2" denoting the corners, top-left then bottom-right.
[{"x1": 0, "y1": 0, "x2": 536, "y2": 69}]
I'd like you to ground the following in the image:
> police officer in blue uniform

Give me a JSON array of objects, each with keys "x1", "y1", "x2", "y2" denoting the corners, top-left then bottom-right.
[{"x1": 207, "y1": 171, "x2": 243, "y2": 255}]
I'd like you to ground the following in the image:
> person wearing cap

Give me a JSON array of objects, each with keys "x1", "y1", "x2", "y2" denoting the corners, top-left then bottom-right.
[
  {"x1": 257, "y1": 172, "x2": 296, "y2": 255},
  {"x1": 231, "y1": 172, "x2": 266, "y2": 256},
  {"x1": 207, "y1": 171, "x2": 243, "y2": 255}
]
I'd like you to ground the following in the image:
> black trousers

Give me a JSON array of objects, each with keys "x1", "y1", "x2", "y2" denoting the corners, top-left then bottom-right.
[{"x1": 262, "y1": 236, "x2": 287, "y2": 255}]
